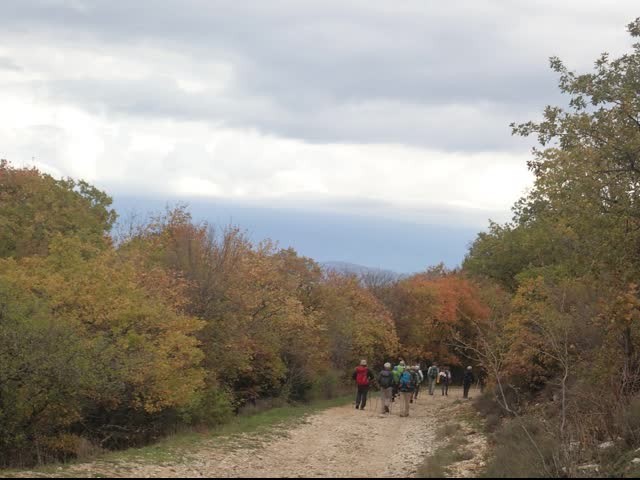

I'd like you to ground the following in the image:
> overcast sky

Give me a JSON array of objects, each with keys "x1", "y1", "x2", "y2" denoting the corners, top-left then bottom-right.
[{"x1": 2, "y1": 1, "x2": 638, "y2": 270}]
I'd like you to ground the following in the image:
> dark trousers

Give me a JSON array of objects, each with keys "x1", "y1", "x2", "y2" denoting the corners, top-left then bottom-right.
[
  {"x1": 355, "y1": 385, "x2": 369, "y2": 409},
  {"x1": 442, "y1": 382, "x2": 449, "y2": 396},
  {"x1": 413, "y1": 383, "x2": 421, "y2": 400},
  {"x1": 463, "y1": 383, "x2": 471, "y2": 399}
]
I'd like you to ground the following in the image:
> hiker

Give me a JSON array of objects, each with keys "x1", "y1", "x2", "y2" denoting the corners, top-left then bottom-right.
[
  {"x1": 398, "y1": 366, "x2": 418, "y2": 417},
  {"x1": 463, "y1": 366, "x2": 475, "y2": 399},
  {"x1": 411, "y1": 364, "x2": 424, "y2": 403},
  {"x1": 439, "y1": 367, "x2": 452, "y2": 396},
  {"x1": 427, "y1": 363, "x2": 439, "y2": 396},
  {"x1": 478, "y1": 370, "x2": 487, "y2": 394},
  {"x1": 353, "y1": 360, "x2": 375, "y2": 410},
  {"x1": 392, "y1": 360, "x2": 406, "y2": 402},
  {"x1": 378, "y1": 362, "x2": 395, "y2": 414}
]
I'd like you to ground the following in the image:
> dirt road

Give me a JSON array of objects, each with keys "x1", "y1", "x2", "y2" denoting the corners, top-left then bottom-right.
[{"x1": 10, "y1": 388, "x2": 486, "y2": 478}]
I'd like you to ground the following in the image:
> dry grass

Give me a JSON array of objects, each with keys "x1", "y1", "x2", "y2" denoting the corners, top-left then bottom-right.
[{"x1": 418, "y1": 420, "x2": 476, "y2": 479}]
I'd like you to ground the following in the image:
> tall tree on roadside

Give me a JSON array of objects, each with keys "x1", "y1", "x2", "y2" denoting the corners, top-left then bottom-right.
[{"x1": 0, "y1": 161, "x2": 116, "y2": 258}]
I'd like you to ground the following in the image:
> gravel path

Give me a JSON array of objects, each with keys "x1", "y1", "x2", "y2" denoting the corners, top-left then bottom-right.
[{"x1": 8, "y1": 388, "x2": 487, "y2": 478}]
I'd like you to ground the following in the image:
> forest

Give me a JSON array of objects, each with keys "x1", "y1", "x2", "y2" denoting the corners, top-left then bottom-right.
[
  {"x1": 1, "y1": 17, "x2": 640, "y2": 479},
  {"x1": 0, "y1": 158, "x2": 491, "y2": 467}
]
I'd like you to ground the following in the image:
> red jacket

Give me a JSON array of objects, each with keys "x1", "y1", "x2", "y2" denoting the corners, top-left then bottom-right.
[{"x1": 353, "y1": 366, "x2": 373, "y2": 386}]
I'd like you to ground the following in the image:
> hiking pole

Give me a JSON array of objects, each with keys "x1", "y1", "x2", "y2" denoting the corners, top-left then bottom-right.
[{"x1": 370, "y1": 395, "x2": 379, "y2": 418}]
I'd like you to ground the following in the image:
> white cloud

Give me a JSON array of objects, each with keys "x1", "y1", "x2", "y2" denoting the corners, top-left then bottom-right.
[
  {"x1": 1, "y1": 0, "x2": 636, "y2": 228},
  {"x1": 1, "y1": 92, "x2": 532, "y2": 224}
]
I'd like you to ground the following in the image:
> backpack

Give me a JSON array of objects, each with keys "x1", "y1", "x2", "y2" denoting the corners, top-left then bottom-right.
[
  {"x1": 356, "y1": 367, "x2": 370, "y2": 387},
  {"x1": 428, "y1": 366, "x2": 438, "y2": 379},
  {"x1": 393, "y1": 365, "x2": 405, "y2": 382},
  {"x1": 399, "y1": 370, "x2": 415, "y2": 392},
  {"x1": 379, "y1": 370, "x2": 393, "y2": 389}
]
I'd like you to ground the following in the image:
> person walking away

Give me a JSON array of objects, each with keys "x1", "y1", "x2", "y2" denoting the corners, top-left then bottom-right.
[
  {"x1": 439, "y1": 369, "x2": 447, "y2": 396},
  {"x1": 412, "y1": 365, "x2": 424, "y2": 402},
  {"x1": 398, "y1": 367, "x2": 418, "y2": 417},
  {"x1": 378, "y1": 362, "x2": 395, "y2": 414},
  {"x1": 478, "y1": 370, "x2": 487, "y2": 394},
  {"x1": 427, "y1": 363, "x2": 439, "y2": 395},
  {"x1": 353, "y1": 360, "x2": 375, "y2": 410},
  {"x1": 463, "y1": 366, "x2": 475, "y2": 399},
  {"x1": 440, "y1": 367, "x2": 452, "y2": 396},
  {"x1": 392, "y1": 360, "x2": 406, "y2": 402}
]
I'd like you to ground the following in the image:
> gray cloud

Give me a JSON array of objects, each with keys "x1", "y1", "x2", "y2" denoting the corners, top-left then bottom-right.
[
  {"x1": 0, "y1": 56, "x2": 22, "y2": 71},
  {"x1": 2, "y1": 0, "x2": 636, "y2": 151},
  {"x1": 34, "y1": 75, "x2": 535, "y2": 151}
]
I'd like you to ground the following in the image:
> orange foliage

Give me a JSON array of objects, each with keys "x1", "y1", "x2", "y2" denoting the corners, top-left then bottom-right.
[{"x1": 390, "y1": 273, "x2": 491, "y2": 365}]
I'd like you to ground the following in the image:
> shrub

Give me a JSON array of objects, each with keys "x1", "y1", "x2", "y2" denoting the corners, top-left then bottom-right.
[
  {"x1": 622, "y1": 397, "x2": 640, "y2": 447},
  {"x1": 0, "y1": 238, "x2": 206, "y2": 464},
  {"x1": 238, "y1": 397, "x2": 288, "y2": 417},
  {"x1": 474, "y1": 391, "x2": 505, "y2": 418},
  {"x1": 473, "y1": 391, "x2": 507, "y2": 433},
  {"x1": 484, "y1": 413, "x2": 502, "y2": 433},
  {"x1": 309, "y1": 372, "x2": 349, "y2": 401},
  {"x1": 418, "y1": 433, "x2": 471, "y2": 478},
  {"x1": 484, "y1": 416, "x2": 562, "y2": 478},
  {"x1": 0, "y1": 277, "x2": 88, "y2": 467}
]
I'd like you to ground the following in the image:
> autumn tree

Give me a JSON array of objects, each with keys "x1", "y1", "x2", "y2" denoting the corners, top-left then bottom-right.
[
  {"x1": 318, "y1": 274, "x2": 399, "y2": 372},
  {"x1": 0, "y1": 160, "x2": 116, "y2": 258},
  {"x1": 462, "y1": 19, "x2": 640, "y2": 476},
  {"x1": 122, "y1": 209, "x2": 331, "y2": 407},
  {"x1": 0, "y1": 275, "x2": 87, "y2": 466},
  {"x1": 0, "y1": 237, "x2": 205, "y2": 453},
  {"x1": 383, "y1": 272, "x2": 490, "y2": 367}
]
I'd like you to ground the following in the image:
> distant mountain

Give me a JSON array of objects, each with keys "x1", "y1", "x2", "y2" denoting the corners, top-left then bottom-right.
[{"x1": 321, "y1": 261, "x2": 405, "y2": 281}]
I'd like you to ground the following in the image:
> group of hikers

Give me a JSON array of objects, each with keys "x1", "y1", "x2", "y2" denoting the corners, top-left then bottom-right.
[{"x1": 352, "y1": 359, "x2": 477, "y2": 417}]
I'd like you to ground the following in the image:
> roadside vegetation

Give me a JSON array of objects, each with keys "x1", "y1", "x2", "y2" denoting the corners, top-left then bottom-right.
[
  {"x1": 418, "y1": 427, "x2": 474, "y2": 478},
  {"x1": 461, "y1": 18, "x2": 640, "y2": 478},
  {"x1": 418, "y1": 399, "x2": 486, "y2": 479},
  {"x1": 0, "y1": 160, "x2": 490, "y2": 468},
  {"x1": 0, "y1": 395, "x2": 352, "y2": 477}
]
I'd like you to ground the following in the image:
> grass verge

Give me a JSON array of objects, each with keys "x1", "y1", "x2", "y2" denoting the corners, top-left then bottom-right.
[{"x1": 1, "y1": 395, "x2": 352, "y2": 477}]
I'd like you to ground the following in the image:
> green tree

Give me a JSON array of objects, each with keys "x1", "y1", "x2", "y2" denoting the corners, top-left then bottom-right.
[
  {"x1": 0, "y1": 274, "x2": 88, "y2": 466},
  {"x1": 318, "y1": 274, "x2": 399, "y2": 372},
  {"x1": 511, "y1": 18, "x2": 640, "y2": 281},
  {"x1": 2, "y1": 237, "x2": 205, "y2": 449},
  {"x1": 0, "y1": 161, "x2": 116, "y2": 258}
]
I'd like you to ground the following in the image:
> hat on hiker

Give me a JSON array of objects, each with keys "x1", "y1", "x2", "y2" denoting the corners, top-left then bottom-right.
[
  {"x1": 361, "y1": 360, "x2": 368, "y2": 366},
  {"x1": 384, "y1": 362, "x2": 392, "y2": 369},
  {"x1": 467, "y1": 366, "x2": 473, "y2": 370},
  {"x1": 399, "y1": 360, "x2": 405, "y2": 366}
]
